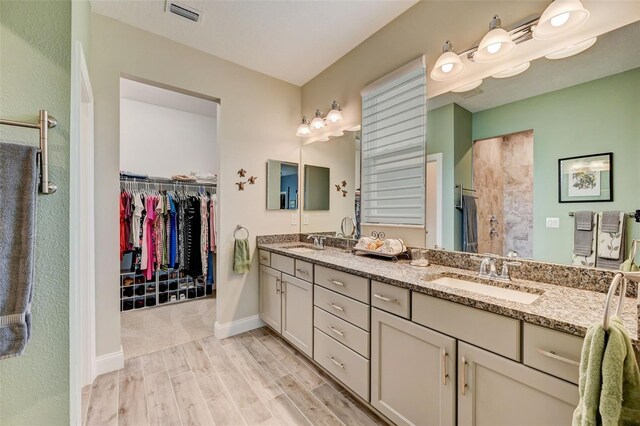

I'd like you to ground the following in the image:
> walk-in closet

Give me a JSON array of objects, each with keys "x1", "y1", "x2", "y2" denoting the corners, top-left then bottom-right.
[{"x1": 118, "y1": 77, "x2": 219, "y2": 358}]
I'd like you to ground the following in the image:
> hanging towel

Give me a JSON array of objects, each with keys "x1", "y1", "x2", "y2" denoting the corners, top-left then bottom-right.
[
  {"x1": 0, "y1": 142, "x2": 38, "y2": 359},
  {"x1": 573, "y1": 323, "x2": 607, "y2": 426},
  {"x1": 599, "y1": 317, "x2": 640, "y2": 425},
  {"x1": 597, "y1": 212, "x2": 626, "y2": 270},
  {"x1": 620, "y1": 240, "x2": 639, "y2": 272},
  {"x1": 602, "y1": 211, "x2": 622, "y2": 233},
  {"x1": 462, "y1": 194, "x2": 478, "y2": 253},
  {"x1": 233, "y1": 239, "x2": 251, "y2": 274},
  {"x1": 574, "y1": 212, "x2": 597, "y2": 265}
]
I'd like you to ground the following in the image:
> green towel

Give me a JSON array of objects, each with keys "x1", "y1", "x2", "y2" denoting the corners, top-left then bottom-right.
[
  {"x1": 574, "y1": 323, "x2": 607, "y2": 426},
  {"x1": 620, "y1": 259, "x2": 639, "y2": 272},
  {"x1": 600, "y1": 317, "x2": 640, "y2": 426},
  {"x1": 233, "y1": 238, "x2": 251, "y2": 274}
]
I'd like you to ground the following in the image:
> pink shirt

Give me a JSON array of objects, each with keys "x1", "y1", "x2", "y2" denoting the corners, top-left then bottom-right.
[{"x1": 145, "y1": 196, "x2": 157, "y2": 280}]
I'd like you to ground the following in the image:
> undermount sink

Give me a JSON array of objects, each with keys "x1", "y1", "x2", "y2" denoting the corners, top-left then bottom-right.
[
  {"x1": 429, "y1": 276, "x2": 542, "y2": 305},
  {"x1": 286, "y1": 244, "x2": 323, "y2": 253}
]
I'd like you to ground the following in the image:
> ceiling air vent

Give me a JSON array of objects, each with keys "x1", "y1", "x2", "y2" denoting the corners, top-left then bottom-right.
[{"x1": 166, "y1": 1, "x2": 201, "y2": 22}]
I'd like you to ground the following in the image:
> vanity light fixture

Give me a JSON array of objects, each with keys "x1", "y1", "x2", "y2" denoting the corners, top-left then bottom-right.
[
  {"x1": 492, "y1": 62, "x2": 531, "y2": 78},
  {"x1": 533, "y1": 0, "x2": 590, "y2": 40},
  {"x1": 310, "y1": 109, "x2": 326, "y2": 130},
  {"x1": 545, "y1": 36, "x2": 597, "y2": 59},
  {"x1": 296, "y1": 116, "x2": 312, "y2": 137},
  {"x1": 473, "y1": 16, "x2": 516, "y2": 63},
  {"x1": 452, "y1": 80, "x2": 483, "y2": 93},
  {"x1": 430, "y1": 41, "x2": 464, "y2": 81},
  {"x1": 325, "y1": 101, "x2": 343, "y2": 124}
]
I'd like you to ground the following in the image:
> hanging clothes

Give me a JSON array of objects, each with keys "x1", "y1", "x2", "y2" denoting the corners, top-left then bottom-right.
[
  {"x1": 200, "y1": 194, "x2": 209, "y2": 278},
  {"x1": 184, "y1": 196, "x2": 202, "y2": 278}
]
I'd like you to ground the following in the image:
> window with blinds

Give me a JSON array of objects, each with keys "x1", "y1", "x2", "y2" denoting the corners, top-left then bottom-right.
[{"x1": 360, "y1": 57, "x2": 426, "y2": 226}]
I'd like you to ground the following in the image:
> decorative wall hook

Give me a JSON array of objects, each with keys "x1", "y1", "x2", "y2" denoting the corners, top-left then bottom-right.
[
  {"x1": 248, "y1": 176, "x2": 258, "y2": 184},
  {"x1": 236, "y1": 181, "x2": 246, "y2": 190},
  {"x1": 342, "y1": 190, "x2": 348, "y2": 197},
  {"x1": 335, "y1": 184, "x2": 342, "y2": 191},
  {"x1": 238, "y1": 168, "x2": 247, "y2": 177},
  {"x1": 341, "y1": 180, "x2": 347, "y2": 187}
]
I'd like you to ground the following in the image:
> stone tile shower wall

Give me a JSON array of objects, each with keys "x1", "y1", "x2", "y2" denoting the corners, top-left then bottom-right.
[
  {"x1": 502, "y1": 130, "x2": 534, "y2": 258},
  {"x1": 473, "y1": 131, "x2": 534, "y2": 257},
  {"x1": 473, "y1": 137, "x2": 504, "y2": 255}
]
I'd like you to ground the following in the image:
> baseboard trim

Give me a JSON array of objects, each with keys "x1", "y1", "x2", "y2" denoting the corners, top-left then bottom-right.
[
  {"x1": 95, "y1": 347, "x2": 124, "y2": 376},
  {"x1": 215, "y1": 315, "x2": 265, "y2": 339}
]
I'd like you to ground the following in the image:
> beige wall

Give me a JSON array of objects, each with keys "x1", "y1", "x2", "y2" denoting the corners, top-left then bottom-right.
[{"x1": 91, "y1": 13, "x2": 301, "y2": 357}]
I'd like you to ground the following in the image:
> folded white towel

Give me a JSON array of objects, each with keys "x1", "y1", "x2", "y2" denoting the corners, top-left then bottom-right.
[
  {"x1": 379, "y1": 239, "x2": 405, "y2": 254},
  {"x1": 354, "y1": 237, "x2": 374, "y2": 250}
]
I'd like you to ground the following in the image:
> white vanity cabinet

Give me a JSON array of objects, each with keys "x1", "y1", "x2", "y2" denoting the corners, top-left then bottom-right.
[
  {"x1": 458, "y1": 342, "x2": 579, "y2": 426},
  {"x1": 259, "y1": 264, "x2": 313, "y2": 357},
  {"x1": 371, "y1": 308, "x2": 456, "y2": 426}
]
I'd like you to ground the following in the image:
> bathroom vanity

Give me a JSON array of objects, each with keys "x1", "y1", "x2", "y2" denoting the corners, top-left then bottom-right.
[{"x1": 257, "y1": 238, "x2": 639, "y2": 426}]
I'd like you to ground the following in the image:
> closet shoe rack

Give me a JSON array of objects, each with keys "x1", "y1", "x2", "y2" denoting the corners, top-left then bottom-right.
[{"x1": 120, "y1": 268, "x2": 213, "y2": 311}]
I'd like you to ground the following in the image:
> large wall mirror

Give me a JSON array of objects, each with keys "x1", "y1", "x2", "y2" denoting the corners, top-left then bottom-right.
[
  {"x1": 426, "y1": 21, "x2": 640, "y2": 267},
  {"x1": 300, "y1": 132, "x2": 360, "y2": 235},
  {"x1": 266, "y1": 159, "x2": 299, "y2": 210}
]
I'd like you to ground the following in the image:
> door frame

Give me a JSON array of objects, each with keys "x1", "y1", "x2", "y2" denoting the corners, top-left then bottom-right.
[
  {"x1": 426, "y1": 153, "x2": 443, "y2": 249},
  {"x1": 69, "y1": 40, "x2": 95, "y2": 425}
]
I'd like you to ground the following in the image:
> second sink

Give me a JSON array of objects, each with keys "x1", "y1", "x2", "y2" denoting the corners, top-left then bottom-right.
[{"x1": 428, "y1": 275, "x2": 542, "y2": 305}]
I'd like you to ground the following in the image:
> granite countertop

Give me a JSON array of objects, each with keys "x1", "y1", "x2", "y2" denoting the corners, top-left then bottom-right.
[{"x1": 258, "y1": 242, "x2": 640, "y2": 350}]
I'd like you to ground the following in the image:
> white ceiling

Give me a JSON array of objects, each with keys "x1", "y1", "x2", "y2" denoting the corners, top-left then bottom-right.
[{"x1": 90, "y1": 0, "x2": 418, "y2": 86}]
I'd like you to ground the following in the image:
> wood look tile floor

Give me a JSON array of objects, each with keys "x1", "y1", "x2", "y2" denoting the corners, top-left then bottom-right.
[{"x1": 83, "y1": 327, "x2": 385, "y2": 426}]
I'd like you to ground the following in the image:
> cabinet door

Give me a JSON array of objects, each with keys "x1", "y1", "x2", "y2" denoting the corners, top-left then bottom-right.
[
  {"x1": 371, "y1": 308, "x2": 456, "y2": 426},
  {"x1": 458, "y1": 342, "x2": 579, "y2": 426},
  {"x1": 282, "y1": 274, "x2": 313, "y2": 357},
  {"x1": 259, "y1": 266, "x2": 282, "y2": 333}
]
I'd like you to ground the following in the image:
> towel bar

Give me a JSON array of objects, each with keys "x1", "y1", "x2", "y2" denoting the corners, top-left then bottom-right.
[{"x1": 0, "y1": 110, "x2": 57, "y2": 194}]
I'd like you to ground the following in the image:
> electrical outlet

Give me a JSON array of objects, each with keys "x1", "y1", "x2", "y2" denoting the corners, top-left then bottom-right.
[
  {"x1": 291, "y1": 213, "x2": 298, "y2": 225},
  {"x1": 546, "y1": 217, "x2": 560, "y2": 228},
  {"x1": 303, "y1": 214, "x2": 309, "y2": 225}
]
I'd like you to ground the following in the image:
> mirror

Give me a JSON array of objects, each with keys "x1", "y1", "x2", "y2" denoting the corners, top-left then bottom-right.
[
  {"x1": 304, "y1": 165, "x2": 330, "y2": 210},
  {"x1": 426, "y1": 21, "x2": 640, "y2": 267},
  {"x1": 266, "y1": 159, "x2": 299, "y2": 210},
  {"x1": 300, "y1": 132, "x2": 360, "y2": 235}
]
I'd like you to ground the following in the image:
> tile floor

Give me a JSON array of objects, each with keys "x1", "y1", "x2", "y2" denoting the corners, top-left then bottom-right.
[
  {"x1": 121, "y1": 296, "x2": 217, "y2": 359},
  {"x1": 83, "y1": 327, "x2": 385, "y2": 426}
]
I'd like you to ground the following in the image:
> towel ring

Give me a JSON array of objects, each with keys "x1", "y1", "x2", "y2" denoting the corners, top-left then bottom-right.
[
  {"x1": 602, "y1": 273, "x2": 627, "y2": 331},
  {"x1": 234, "y1": 225, "x2": 249, "y2": 240}
]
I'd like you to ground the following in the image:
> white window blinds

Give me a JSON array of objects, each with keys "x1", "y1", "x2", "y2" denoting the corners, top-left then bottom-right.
[{"x1": 360, "y1": 57, "x2": 426, "y2": 226}]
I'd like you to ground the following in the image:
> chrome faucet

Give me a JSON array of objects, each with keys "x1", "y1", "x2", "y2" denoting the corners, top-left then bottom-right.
[
  {"x1": 471, "y1": 253, "x2": 521, "y2": 281},
  {"x1": 306, "y1": 234, "x2": 326, "y2": 248}
]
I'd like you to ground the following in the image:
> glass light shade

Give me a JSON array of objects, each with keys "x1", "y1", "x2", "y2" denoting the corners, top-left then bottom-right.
[
  {"x1": 326, "y1": 109, "x2": 343, "y2": 124},
  {"x1": 296, "y1": 123, "x2": 311, "y2": 137},
  {"x1": 473, "y1": 27, "x2": 515, "y2": 63},
  {"x1": 430, "y1": 51, "x2": 464, "y2": 81},
  {"x1": 533, "y1": 0, "x2": 590, "y2": 40},
  {"x1": 545, "y1": 37, "x2": 596, "y2": 59},
  {"x1": 492, "y1": 62, "x2": 530, "y2": 79},
  {"x1": 451, "y1": 80, "x2": 483, "y2": 93},
  {"x1": 310, "y1": 116, "x2": 325, "y2": 129}
]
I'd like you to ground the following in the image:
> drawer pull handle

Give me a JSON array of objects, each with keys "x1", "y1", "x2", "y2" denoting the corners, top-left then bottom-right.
[
  {"x1": 537, "y1": 348, "x2": 580, "y2": 366},
  {"x1": 441, "y1": 349, "x2": 449, "y2": 385},
  {"x1": 461, "y1": 356, "x2": 468, "y2": 396},
  {"x1": 373, "y1": 293, "x2": 398, "y2": 303},
  {"x1": 296, "y1": 268, "x2": 309, "y2": 275},
  {"x1": 328, "y1": 279, "x2": 345, "y2": 287},
  {"x1": 329, "y1": 326, "x2": 344, "y2": 337},
  {"x1": 328, "y1": 303, "x2": 344, "y2": 312},
  {"x1": 327, "y1": 356, "x2": 344, "y2": 368}
]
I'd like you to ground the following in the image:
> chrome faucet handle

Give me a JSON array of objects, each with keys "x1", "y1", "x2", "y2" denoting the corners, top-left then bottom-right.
[
  {"x1": 499, "y1": 261, "x2": 522, "y2": 280},
  {"x1": 318, "y1": 236, "x2": 326, "y2": 248}
]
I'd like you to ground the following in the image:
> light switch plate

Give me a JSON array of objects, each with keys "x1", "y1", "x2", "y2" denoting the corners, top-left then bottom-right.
[
  {"x1": 291, "y1": 213, "x2": 298, "y2": 225},
  {"x1": 546, "y1": 217, "x2": 560, "y2": 228},
  {"x1": 303, "y1": 214, "x2": 309, "y2": 225}
]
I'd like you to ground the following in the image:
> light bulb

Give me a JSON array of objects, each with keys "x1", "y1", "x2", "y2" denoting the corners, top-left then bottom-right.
[
  {"x1": 441, "y1": 63, "x2": 454, "y2": 73},
  {"x1": 487, "y1": 42, "x2": 502, "y2": 54},
  {"x1": 550, "y1": 11, "x2": 570, "y2": 27},
  {"x1": 296, "y1": 116, "x2": 311, "y2": 137},
  {"x1": 310, "y1": 110, "x2": 325, "y2": 129}
]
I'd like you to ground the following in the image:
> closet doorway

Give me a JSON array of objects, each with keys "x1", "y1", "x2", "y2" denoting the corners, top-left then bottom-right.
[{"x1": 118, "y1": 76, "x2": 220, "y2": 359}]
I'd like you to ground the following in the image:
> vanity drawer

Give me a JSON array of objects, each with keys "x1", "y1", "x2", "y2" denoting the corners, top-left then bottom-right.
[
  {"x1": 314, "y1": 265, "x2": 369, "y2": 303},
  {"x1": 412, "y1": 293, "x2": 521, "y2": 361},
  {"x1": 314, "y1": 285, "x2": 370, "y2": 331},
  {"x1": 371, "y1": 280, "x2": 410, "y2": 319},
  {"x1": 271, "y1": 253, "x2": 295, "y2": 275},
  {"x1": 523, "y1": 323, "x2": 583, "y2": 385},
  {"x1": 314, "y1": 306, "x2": 369, "y2": 358},
  {"x1": 258, "y1": 250, "x2": 271, "y2": 267},
  {"x1": 295, "y1": 260, "x2": 313, "y2": 282},
  {"x1": 314, "y1": 328, "x2": 369, "y2": 401}
]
